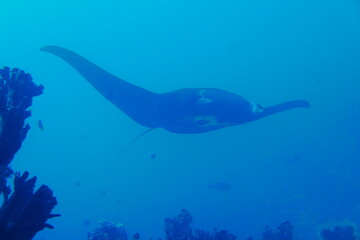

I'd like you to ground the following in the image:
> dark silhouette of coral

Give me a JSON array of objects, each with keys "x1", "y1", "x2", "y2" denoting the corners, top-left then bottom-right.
[
  {"x1": 261, "y1": 221, "x2": 293, "y2": 240},
  {"x1": 132, "y1": 232, "x2": 141, "y2": 240},
  {"x1": 0, "y1": 66, "x2": 44, "y2": 200},
  {"x1": 0, "y1": 67, "x2": 43, "y2": 167},
  {"x1": 165, "y1": 209, "x2": 236, "y2": 240},
  {"x1": 165, "y1": 209, "x2": 193, "y2": 240},
  {"x1": 88, "y1": 220, "x2": 128, "y2": 240},
  {"x1": 88, "y1": 210, "x2": 237, "y2": 240},
  {"x1": 0, "y1": 166, "x2": 12, "y2": 201},
  {"x1": 0, "y1": 172, "x2": 59, "y2": 240},
  {"x1": 88, "y1": 209, "x2": 360, "y2": 240},
  {"x1": 321, "y1": 225, "x2": 356, "y2": 240},
  {"x1": 0, "y1": 67, "x2": 58, "y2": 240},
  {"x1": 193, "y1": 229, "x2": 236, "y2": 240}
]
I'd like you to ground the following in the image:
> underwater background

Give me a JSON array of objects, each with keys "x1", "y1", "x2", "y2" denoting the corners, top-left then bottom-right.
[{"x1": 1, "y1": 0, "x2": 360, "y2": 239}]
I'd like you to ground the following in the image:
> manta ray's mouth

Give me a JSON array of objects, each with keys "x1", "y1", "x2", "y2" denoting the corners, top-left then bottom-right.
[{"x1": 183, "y1": 115, "x2": 233, "y2": 128}]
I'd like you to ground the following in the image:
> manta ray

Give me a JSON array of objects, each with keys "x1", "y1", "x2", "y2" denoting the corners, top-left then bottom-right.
[{"x1": 41, "y1": 46, "x2": 310, "y2": 134}]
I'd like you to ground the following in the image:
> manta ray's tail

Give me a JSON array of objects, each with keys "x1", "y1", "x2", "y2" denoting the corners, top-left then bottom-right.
[{"x1": 259, "y1": 100, "x2": 310, "y2": 118}]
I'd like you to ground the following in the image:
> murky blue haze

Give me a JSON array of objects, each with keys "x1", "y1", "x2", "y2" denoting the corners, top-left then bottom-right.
[{"x1": 1, "y1": 0, "x2": 360, "y2": 239}]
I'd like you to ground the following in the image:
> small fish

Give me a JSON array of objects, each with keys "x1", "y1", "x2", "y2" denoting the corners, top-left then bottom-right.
[
  {"x1": 208, "y1": 182, "x2": 231, "y2": 192},
  {"x1": 38, "y1": 120, "x2": 44, "y2": 130},
  {"x1": 150, "y1": 153, "x2": 156, "y2": 160}
]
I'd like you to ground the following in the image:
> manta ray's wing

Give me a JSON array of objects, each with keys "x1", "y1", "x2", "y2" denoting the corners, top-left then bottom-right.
[{"x1": 41, "y1": 46, "x2": 160, "y2": 128}]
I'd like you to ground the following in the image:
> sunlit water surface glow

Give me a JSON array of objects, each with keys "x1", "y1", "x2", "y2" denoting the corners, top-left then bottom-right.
[{"x1": 1, "y1": 0, "x2": 360, "y2": 239}]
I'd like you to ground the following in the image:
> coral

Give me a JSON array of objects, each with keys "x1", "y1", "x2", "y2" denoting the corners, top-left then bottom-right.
[
  {"x1": 261, "y1": 221, "x2": 293, "y2": 240},
  {"x1": 0, "y1": 66, "x2": 44, "y2": 200},
  {"x1": 0, "y1": 166, "x2": 12, "y2": 201},
  {"x1": 165, "y1": 209, "x2": 236, "y2": 240},
  {"x1": 193, "y1": 229, "x2": 236, "y2": 240},
  {"x1": 87, "y1": 210, "x2": 236, "y2": 240},
  {"x1": 0, "y1": 172, "x2": 59, "y2": 240},
  {"x1": 165, "y1": 209, "x2": 193, "y2": 240},
  {"x1": 321, "y1": 225, "x2": 356, "y2": 240},
  {"x1": 132, "y1": 233, "x2": 141, "y2": 240},
  {"x1": 0, "y1": 67, "x2": 58, "y2": 240},
  {"x1": 0, "y1": 67, "x2": 43, "y2": 167},
  {"x1": 88, "y1": 220, "x2": 128, "y2": 240},
  {"x1": 87, "y1": 210, "x2": 360, "y2": 240}
]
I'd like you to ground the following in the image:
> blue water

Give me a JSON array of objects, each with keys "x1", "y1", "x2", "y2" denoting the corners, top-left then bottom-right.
[{"x1": 1, "y1": 0, "x2": 360, "y2": 239}]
